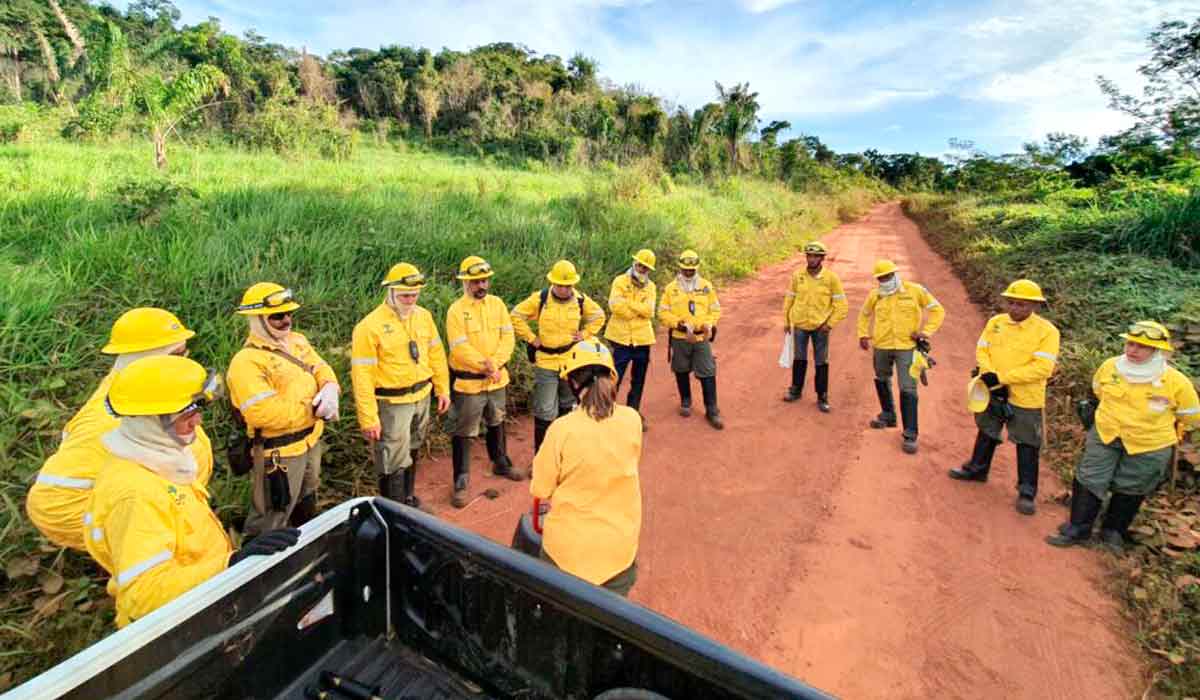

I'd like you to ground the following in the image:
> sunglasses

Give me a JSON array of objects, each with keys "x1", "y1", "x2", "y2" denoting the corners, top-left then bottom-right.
[
  {"x1": 267, "y1": 311, "x2": 293, "y2": 322},
  {"x1": 465, "y1": 262, "x2": 492, "y2": 276},
  {"x1": 238, "y1": 288, "x2": 296, "y2": 312},
  {"x1": 679, "y1": 256, "x2": 700, "y2": 267},
  {"x1": 1126, "y1": 323, "x2": 1168, "y2": 341}
]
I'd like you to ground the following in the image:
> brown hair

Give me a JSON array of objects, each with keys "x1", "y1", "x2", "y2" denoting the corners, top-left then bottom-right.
[{"x1": 577, "y1": 372, "x2": 616, "y2": 420}]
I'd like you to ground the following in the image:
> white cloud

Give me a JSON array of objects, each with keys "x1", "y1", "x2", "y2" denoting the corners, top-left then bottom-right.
[{"x1": 738, "y1": 0, "x2": 802, "y2": 13}]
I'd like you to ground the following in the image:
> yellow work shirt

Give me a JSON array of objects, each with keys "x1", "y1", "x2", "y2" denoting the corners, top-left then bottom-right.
[
  {"x1": 530, "y1": 405, "x2": 643, "y2": 585},
  {"x1": 85, "y1": 448, "x2": 231, "y2": 628},
  {"x1": 658, "y1": 276, "x2": 722, "y2": 341},
  {"x1": 511, "y1": 290, "x2": 606, "y2": 371},
  {"x1": 975, "y1": 313, "x2": 1060, "y2": 410},
  {"x1": 1092, "y1": 357, "x2": 1200, "y2": 454},
  {"x1": 605, "y1": 273, "x2": 657, "y2": 347},
  {"x1": 27, "y1": 375, "x2": 213, "y2": 551},
  {"x1": 445, "y1": 294, "x2": 515, "y2": 395},
  {"x1": 856, "y1": 281, "x2": 945, "y2": 350},
  {"x1": 351, "y1": 304, "x2": 450, "y2": 429},
  {"x1": 783, "y1": 268, "x2": 848, "y2": 331},
  {"x1": 226, "y1": 332, "x2": 338, "y2": 458}
]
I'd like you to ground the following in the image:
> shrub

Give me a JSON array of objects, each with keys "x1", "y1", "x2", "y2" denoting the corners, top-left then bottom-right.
[
  {"x1": 0, "y1": 121, "x2": 21, "y2": 144},
  {"x1": 1045, "y1": 187, "x2": 1097, "y2": 209},
  {"x1": 113, "y1": 178, "x2": 197, "y2": 226},
  {"x1": 236, "y1": 100, "x2": 357, "y2": 160}
]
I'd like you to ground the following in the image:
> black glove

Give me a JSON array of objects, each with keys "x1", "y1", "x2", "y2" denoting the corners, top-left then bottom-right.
[
  {"x1": 980, "y1": 372, "x2": 1000, "y2": 388},
  {"x1": 970, "y1": 366, "x2": 980, "y2": 378},
  {"x1": 229, "y1": 528, "x2": 301, "y2": 566},
  {"x1": 915, "y1": 337, "x2": 931, "y2": 354}
]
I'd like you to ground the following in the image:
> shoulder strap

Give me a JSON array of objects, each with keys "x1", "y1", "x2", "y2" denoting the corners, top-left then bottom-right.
[
  {"x1": 537, "y1": 288, "x2": 549, "y2": 318},
  {"x1": 253, "y1": 345, "x2": 316, "y2": 375}
]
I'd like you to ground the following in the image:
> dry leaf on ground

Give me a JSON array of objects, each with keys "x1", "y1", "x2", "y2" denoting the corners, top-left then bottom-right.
[{"x1": 5, "y1": 557, "x2": 39, "y2": 580}]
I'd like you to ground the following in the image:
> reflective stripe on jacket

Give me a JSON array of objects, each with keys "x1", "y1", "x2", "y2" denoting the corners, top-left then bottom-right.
[
  {"x1": 511, "y1": 290, "x2": 606, "y2": 371},
  {"x1": 446, "y1": 294, "x2": 514, "y2": 395},
  {"x1": 658, "y1": 276, "x2": 721, "y2": 341},
  {"x1": 351, "y1": 304, "x2": 449, "y2": 428},
  {"x1": 226, "y1": 332, "x2": 337, "y2": 458},
  {"x1": 1092, "y1": 357, "x2": 1200, "y2": 454},
  {"x1": 604, "y1": 273, "x2": 657, "y2": 347},
  {"x1": 783, "y1": 268, "x2": 848, "y2": 331},
  {"x1": 856, "y1": 281, "x2": 945, "y2": 350},
  {"x1": 975, "y1": 313, "x2": 1060, "y2": 410}
]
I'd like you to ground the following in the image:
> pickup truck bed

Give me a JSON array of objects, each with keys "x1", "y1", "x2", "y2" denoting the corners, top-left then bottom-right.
[{"x1": 278, "y1": 636, "x2": 482, "y2": 700}]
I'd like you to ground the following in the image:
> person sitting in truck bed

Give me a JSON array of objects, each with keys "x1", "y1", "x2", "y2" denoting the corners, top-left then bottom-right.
[{"x1": 530, "y1": 341, "x2": 643, "y2": 597}]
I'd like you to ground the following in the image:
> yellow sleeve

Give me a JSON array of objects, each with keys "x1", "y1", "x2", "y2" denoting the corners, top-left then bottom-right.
[
  {"x1": 707, "y1": 285, "x2": 722, "y2": 326},
  {"x1": 1173, "y1": 373, "x2": 1200, "y2": 431},
  {"x1": 1091, "y1": 362, "x2": 1106, "y2": 396},
  {"x1": 856, "y1": 292, "x2": 876, "y2": 339},
  {"x1": 999, "y1": 325, "x2": 1060, "y2": 386},
  {"x1": 194, "y1": 429, "x2": 214, "y2": 488},
  {"x1": 530, "y1": 421, "x2": 564, "y2": 500},
  {"x1": 918, "y1": 286, "x2": 945, "y2": 336},
  {"x1": 976, "y1": 320, "x2": 996, "y2": 373},
  {"x1": 228, "y1": 353, "x2": 311, "y2": 432},
  {"x1": 609, "y1": 277, "x2": 639, "y2": 321},
  {"x1": 581, "y1": 295, "x2": 606, "y2": 338},
  {"x1": 426, "y1": 316, "x2": 450, "y2": 397},
  {"x1": 510, "y1": 292, "x2": 539, "y2": 344},
  {"x1": 828, "y1": 273, "x2": 849, "y2": 327},
  {"x1": 446, "y1": 304, "x2": 489, "y2": 372},
  {"x1": 658, "y1": 286, "x2": 680, "y2": 329},
  {"x1": 494, "y1": 301, "x2": 516, "y2": 368},
  {"x1": 350, "y1": 324, "x2": 380, "y2": 430},
  {"x1": 782, "y1": 273, "x2": 797, "y2": 323},
  {"x1": 104, "y1": 497, "x2": 228, "y2": 625}
]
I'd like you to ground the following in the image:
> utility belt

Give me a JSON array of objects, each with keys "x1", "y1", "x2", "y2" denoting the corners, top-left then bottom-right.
[
  {"x1": 669, "y1": 328, "x2": 717, "y2": 343},
  {"x1": 525, "y1": 341, "x2": 574, "y2": 364},
  {"x1": 375, "y1": 379, "x2": 431, "y2": 398},
  {"x1": 262, "y1": 424, "x2": 316, "y2": 449},
  {"x1": 450, "y1": 369, "x2": 489, "y2": 381}
]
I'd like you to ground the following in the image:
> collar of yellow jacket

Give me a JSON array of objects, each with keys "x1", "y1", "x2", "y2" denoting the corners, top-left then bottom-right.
[{"x1": 1001, "y1": 312, "x2": 1040, "y2": 327}]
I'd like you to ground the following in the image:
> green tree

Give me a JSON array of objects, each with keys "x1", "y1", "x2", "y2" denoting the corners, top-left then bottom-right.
[
  {"x1": 714, "y1": 81, "x2": 759, "y2": 170},
  {"x1": 138, "y1": 63, "x2": 227, "y2": 168},
  {"x1": 413, "y1": 55, "x2": 440, "y2": 138}
]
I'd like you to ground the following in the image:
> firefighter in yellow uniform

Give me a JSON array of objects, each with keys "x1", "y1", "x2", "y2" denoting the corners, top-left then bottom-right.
[
  {"x1": 352, "y1": 263, "x2": 450, "y2": 509},
  {"x1": 782, "y1": 241, "x2": 848, "y2": 412},
  {"x1": 511, "y1": 260, "x2": 606, "y2": 455},
  {"x1": 1047, "y1": 321, "x2": 1199, "y2": 549},
  {"x1": 659, "y1": 250, "x2": 724, "y2": 429},
  {"x1": 85, "y1": 355, "x2": 298, "y2": 628},
  {"x1": 445, "y1": 256, "x2": 521, "y2": 508},
  {"x1": 227, "y1": 283, "x2": 341, "y2": 534},
  {"x1": 530, "y1": 341, "x2": 642, "y2": 597},
  {"x1": 856, "y1": 260, "x2": 945, "y2": 454},
  {"x1": 27, "y1": 307, "x2": 206, "y2": 550},
  {"x1": 604, "y1": 249, "x2": 658, "y2": 430},
  {"x1": 949, "y1": 279, "x2": 1060, "y2": 516}
]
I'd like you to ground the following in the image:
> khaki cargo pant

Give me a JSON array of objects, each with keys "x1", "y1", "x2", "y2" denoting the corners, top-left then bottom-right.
[
  {"x1": 448, "y1": 388, "x2": 506, "y2": 438},
  {"x1": 1076, "y1": 427, "x2": 1173, "y2": 499},
  {"x1": 374, "y1": 398, "x2": 431, "y2": 476},
  {"x1": 246, "y1": 441, "x2": 322, "y2": 537}
]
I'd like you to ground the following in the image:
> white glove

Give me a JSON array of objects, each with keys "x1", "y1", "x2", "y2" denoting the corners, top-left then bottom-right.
[{"x1": 312, "y1": 383, "x2": 340, "y2": 421}]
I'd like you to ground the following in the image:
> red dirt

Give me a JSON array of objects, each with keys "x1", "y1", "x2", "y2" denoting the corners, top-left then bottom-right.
[{"x1": 417, "y1": 202, "x2": 1142, "y2": 699}]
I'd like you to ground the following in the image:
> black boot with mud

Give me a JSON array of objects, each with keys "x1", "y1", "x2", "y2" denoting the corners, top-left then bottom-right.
[
  {"x1": 1046, "y1": 480, "x2": 1103, "y2": 547},
  {"x1": 784, "y1": 360, "x2": 807, "y2": 402},
  {"x1": 451, "y1": 436, "x2": 470, "y2": 509},
  {"x1": 949, "y1": 431, "x2": 998, "y2": 482},
  {"x1": 487, "y1": 425, "x2": 524, "y2": 481},
  {"x1": 815, "y1": 363, "x2": 831, "y2": 413},
  {"x1": 675, "y1": 371, "x2": 693, "y2": 417},
  {"x1": 870, "y1": 379, "x2": 896, "y2": 428}
]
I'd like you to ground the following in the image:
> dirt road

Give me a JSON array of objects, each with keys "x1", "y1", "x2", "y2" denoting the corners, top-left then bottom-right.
[{"x1": 417, "y1": 202, "x2": 1141, "y2": 699}]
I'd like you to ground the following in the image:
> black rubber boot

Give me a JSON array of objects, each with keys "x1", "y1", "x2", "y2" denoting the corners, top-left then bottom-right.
[
  {"x1": 451, "y1": 437, "x2": 470, "y2": 509},
  {"x1": 1098, "y1": 492, "x2": 1145, "y2": 553},
  {"x1": 401, "y1": 452, "x2": 431, "y2": 512},
  {"x1": 675, "y1": 372, "x2": 693, "y2": 417},
  {"x1": 700, "y1": 376, "x2": 723, "y2": 430},
  {"x1": 1015, "y1": 444, "x2": 1040, "y2": 515},
  {"x1": 532, "y1": 418, "x2": 551, "y2": 456},
  {"x1": 870, "y1": 379, "x2": 896, "y2": 428},
  {"x1": 784, "y1": 360, "x2": 807, "y2": 402},
  {"x1": 948, "y1": 431, "x2": 998, "y2": 482},
  {"x1": 899, "y1": 391, "x2": 918, "y2": 453},
  {"x1": 486, "y1": 425, "x2": 523, "y2": 481},
  {"x1": 814, "y1": 364, "x2": 830, "y2": 413},
  {"x1": 289, "y1": 493, "x2": 317, "y2": 527},
  {"x1": 378, "y1": 470, "x2": 404, "y2": 501},
  {"x1": 1046, "y1": 480, "x2": 1103, "y2": 547}
]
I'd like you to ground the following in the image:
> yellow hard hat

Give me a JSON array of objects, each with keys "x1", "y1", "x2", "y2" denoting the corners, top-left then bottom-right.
[
  {"x1": 909, "y1": 351, "x2": 930, "y2": 382},
  {"x1": 872, "y1": 259, "x2": 898, "y2": 278},
  {"x1": 236, "y1": 282, "x2": 300, "y2": 316},
  {"x1": 678, "y1": 250, "x2": 701, "y2": 270},
  {"x1": 456, "y1": 255, "x2": 494, "y2": 281},
  {"x1": 101, "y1": 307, "x2": 195, "y2": 355},
  {"x1": 1120, "y1": 320, "x2": 1173, "y2": 351},
  {"x1": 547, "y1": 259, "x2": 581, "y2": 286},
  {"x1": 803, "y1": 241, "x2": 828, "y2": 256},
  {"x1": 966, "y1": 376, "x2": 991, "y2": 414},
  {"x1": 558, "y1": 339, "x2": 617, "y2": 381},
  {"x1": 381, "y1": 262, "x2": 426, "y2": 291},
  {"x1": 632, "y1": 249, "x2": 657, "y2": 271},
  {"x1": 1000, "y1": 279, "x2": 1046, "y2": 302},
  {"x1": 107, "y1": 356, "x2": 218, "y2": 417}
]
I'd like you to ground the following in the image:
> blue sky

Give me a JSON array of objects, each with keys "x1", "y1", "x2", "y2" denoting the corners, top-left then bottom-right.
[{"x1": 156, "y1": 0, "x2": 1196, "y2": 156}]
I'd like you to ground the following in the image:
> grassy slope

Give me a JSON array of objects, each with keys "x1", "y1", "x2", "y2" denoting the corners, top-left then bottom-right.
[
  {"x1": 0, "y1": 140, "x2": 883, "y2": 686},
  {"x1": 903, "y1": 193, "x2": 1200, "y2": 696}
]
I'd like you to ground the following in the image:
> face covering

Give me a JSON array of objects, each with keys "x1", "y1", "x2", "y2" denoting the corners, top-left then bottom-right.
[
  {"x1": 113, "y1": 342, "x2": 186, "y2": 372},
  {"x1": 102, "y1": 414, "x2": 199, "y2": 485},
  {"x1": 249, "y1": 315, "x2": 292, "y2": 352},
  {"x1": 1116, "y1": 350, "x2": 1166, "y2": 384},
  {"x1": 677, "y1": 272, "x2": 699, "y2": 293},
  {"x1": 878, "y1": 275, "x2": 901, "y2": 296},
  {"x1": 630, "y1": 266, "x2": 648, "y2": 285}
]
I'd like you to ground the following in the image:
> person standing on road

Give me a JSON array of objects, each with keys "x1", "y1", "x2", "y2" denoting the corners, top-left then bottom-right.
[
  {"x1": 227, "y1": 283, "x2": 341, "y2": 533},
  {"x1": 659, "y1": 250, "x2": 724, "y2": 430},
  {"x1": 782, "y1": 241, "x2": 848, "y2": 412},
  {"x1": 85, "y1": 355, "x2": 299, "y2": 628},
  {"x1": 856, "y1": 260, "x2": 945, "y2": 454},
  {"x1": 530, "y1": 341, "x2": 642, "y2": 597},
  {"x1": 948, "y1": 279, "x2": 1059, "y2": 515},
  {"x1": 1047, "y1": 321, "x2": 1199, "y2": 550},
  {"x1": 605, "y1": 249, "x2": 658, "y2": 431},
  {"x1": 27, "y1": 307, "x2": 204, "y2": 551},
  {"x1": 445, "y1": 255, "x2": 522, "y2": 509},
  {"x1": 352, "y1": 263, "x2": 451, "y2": 510},
  {"x1": 511, "y1": 260, "x2": 606, "y2": 457}
]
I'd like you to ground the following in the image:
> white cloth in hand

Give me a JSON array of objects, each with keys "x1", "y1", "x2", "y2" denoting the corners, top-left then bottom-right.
[{"x1": 312, "y1": 383, "x2": 340, "y2": 421}]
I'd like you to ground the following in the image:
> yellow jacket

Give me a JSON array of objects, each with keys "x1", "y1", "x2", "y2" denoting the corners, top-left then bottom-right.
[
  {"x1": 975, "y1": 313, "x2": 1060, "y2": 410},
  {"x1": 226, "y1": 332, "x2": 338, "y2": 458},
  {"x1": 84, "y1": 450, "x2": 231, "y2": 628},
  {"x1": 1092, "y1": 357, "x2": 1200, "y2": 454},
  {"x1": 530, "y1": 405, "x2": 642, "y2": 585},
  {"x1": 856, "y1": 282, "x2": 945, "y2": 350},
  {"x1": 604, "y1": 273, "x2": 657, "y2": 347},
  {"x1": 658, "y1": 276, "x2": 722, "y2": 341},
  {"x1": 27, "y1": 375, "x2": 212, "y2": 551},
  {"x1": 783, "y1": 268, "x2": 848, "y2": 331},
  {"x1": 511, "y1": 290, "x2": 606, "y2": 371},
  {"x1": 351, "y1": 304, "x2": 450, "y2": 429},
  {"x1": 445, "y1": 294, "x2": 515, "y2": 395}
]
